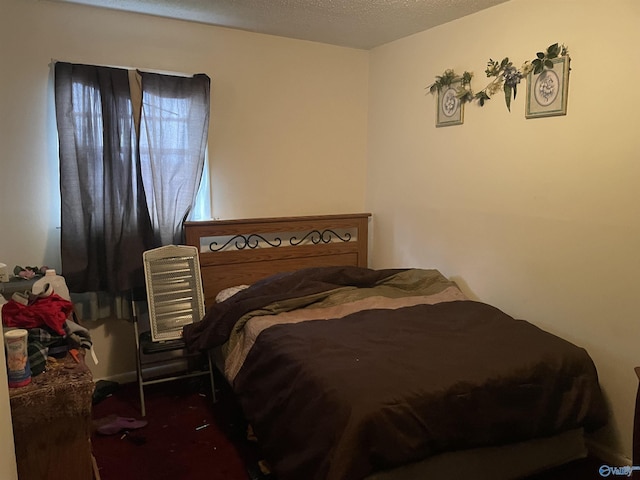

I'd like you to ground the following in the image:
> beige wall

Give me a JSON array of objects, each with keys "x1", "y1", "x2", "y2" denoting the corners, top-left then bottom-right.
[
  {"x1": 1, "y1": 0, "x2": 369, "y2": 266},
  {"x1": 1, "y1": 0, "x2": 637, "y2": 469},
  {"x1": 0, "y1": 1, "x2": 369, "y2": 471},
  {"x1": 0, "y1": 0, "x2": 369, "y2": 380},
  {"x1": 368, "y1": 0, "x2": 640, "y2": 462}
]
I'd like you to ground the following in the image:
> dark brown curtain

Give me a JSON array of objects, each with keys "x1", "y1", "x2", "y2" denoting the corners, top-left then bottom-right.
[
  {"x1": 139, "y1": 72, "x2": 210, "y2": 246},
  {"x1": 54, "y1": 62, "x2": 153, "y2": 293},
  {"x1": 55, "y1": 63, "x2": 210, "y2": 300}
]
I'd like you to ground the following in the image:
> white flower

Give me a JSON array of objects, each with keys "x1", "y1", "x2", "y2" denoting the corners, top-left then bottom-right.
[{"x1": 521, "y1": 61, "x2": 534, "y2": 76}]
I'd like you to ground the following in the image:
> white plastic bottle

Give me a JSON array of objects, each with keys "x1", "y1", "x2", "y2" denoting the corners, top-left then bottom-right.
[{"x1": 32, "y1": 269, "x2": 71, "y2": 301}]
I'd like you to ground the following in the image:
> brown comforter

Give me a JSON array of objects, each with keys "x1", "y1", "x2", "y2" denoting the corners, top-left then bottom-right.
[{"x1": 183, "y1": 266, "x2": 608, "y2": 480}]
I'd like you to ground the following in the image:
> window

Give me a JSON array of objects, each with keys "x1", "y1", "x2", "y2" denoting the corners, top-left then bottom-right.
[{"x1": 54, "y1": 62, "x2": 210, "y2": 294}]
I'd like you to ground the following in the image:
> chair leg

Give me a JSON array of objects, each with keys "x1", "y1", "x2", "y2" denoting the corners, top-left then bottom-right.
[
  {"x1": 136, "y1": 350, "x2": 146, "y2": 417},
  {"x1": 131, "y1": 293, "x2": 147, "y2": 417},
  {"x1": 134, "y1": 335, "x2": 146, "y2": 417},
  {"x1": 138, "y1": 379, "x2": 146, "y2": 417},
  {"x1": 207, "y1": 351, "x2": 216, "y2": 403}
]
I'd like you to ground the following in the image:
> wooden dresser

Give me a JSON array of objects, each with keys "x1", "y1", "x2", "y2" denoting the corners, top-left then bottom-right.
[{"x1": 9, "y1": 352, "x2": 94, "y2": 480}]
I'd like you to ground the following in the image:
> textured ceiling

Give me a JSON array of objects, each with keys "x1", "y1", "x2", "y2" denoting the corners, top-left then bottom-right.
[{"x1": 49, "y1": 0, "x2": 510, "y2": 49}]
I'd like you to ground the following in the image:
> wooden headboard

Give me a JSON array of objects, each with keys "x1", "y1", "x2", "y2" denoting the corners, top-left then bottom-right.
[{"x1": 184, "y1": 213, "x2": 371, "y2": 308}]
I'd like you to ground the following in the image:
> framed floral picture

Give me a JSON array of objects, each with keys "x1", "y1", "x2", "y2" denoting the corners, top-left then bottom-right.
[
  {"x1": 436, "y1": 81, "x2": 464, "y2": 127},
  {"x1": 525, "y1": 56, "x2": 570, "y2": 118}
]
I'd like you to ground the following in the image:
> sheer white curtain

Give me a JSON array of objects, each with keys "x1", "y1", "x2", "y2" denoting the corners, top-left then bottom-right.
[
  {"x1": 138, "y1": 71, "x2": 211, "y2": 246},
  {"x1": 130, "y1": 70, "x2": 212, "y2": 223},
  {"x1": 190, "y1": 149, "x2": 212, "y2": 221}
]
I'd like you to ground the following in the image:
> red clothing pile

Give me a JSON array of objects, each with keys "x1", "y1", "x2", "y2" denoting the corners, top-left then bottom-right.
[{"x1": 2, "y1": 294, "x2": 74, "y2": 335}]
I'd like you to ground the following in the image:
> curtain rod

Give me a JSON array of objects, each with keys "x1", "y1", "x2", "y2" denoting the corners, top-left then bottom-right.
[{"x1": 49, "y1": 58, "x2": 202, "y2": 78}]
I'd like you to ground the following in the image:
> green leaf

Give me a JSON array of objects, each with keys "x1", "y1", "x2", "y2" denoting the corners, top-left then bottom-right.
[
  {"x1": 532, "y1": 59, "x2": 543, "y2": 75},
  {"x1": 536, "y1": 52, "x2": 545, "y2": 59},
  {"x1": 544, "y1": 59, "x2": 554, "y2": 69},
  {"x1": 475, "y1": 91, "x2": 490, "y2": 107},
  {"x1": 513, "y1": 84, "x2": 517, "y2": 100},
  {"x1": 504, "y1": 85, "x2": 512, "y2": 111},
  {"x1": 457, "y1": 90, "x2": 474, "y2": 103},
  {"x1": 547, "y1": 43, "x2": 559, "y2": 57}
]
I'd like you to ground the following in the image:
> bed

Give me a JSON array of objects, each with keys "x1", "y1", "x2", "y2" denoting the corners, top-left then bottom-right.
[{"x1": 182, "y1": 213, "x2": 607, "y2": 480}]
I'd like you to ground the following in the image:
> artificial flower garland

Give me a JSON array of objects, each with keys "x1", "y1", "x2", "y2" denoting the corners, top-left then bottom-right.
[{"x1": 427, "y1": 43, "x2": 569, "y2": 111}]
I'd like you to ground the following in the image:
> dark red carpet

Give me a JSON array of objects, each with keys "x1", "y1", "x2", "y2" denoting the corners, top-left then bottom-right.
[
  {"x1": 91, "y1": 375, "x2": 265, "y2": 480},
  {"x1": 91, "y1": 375, "x2": 607, "y2": 480}
]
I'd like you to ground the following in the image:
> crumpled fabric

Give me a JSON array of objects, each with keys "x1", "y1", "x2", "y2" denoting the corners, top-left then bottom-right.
[
  {"x1": 2, "y1": 293, "x2": 74, "y2": 335},
  {"x1": 27, "y1": 319, "x2": 93, "y2": 376}
]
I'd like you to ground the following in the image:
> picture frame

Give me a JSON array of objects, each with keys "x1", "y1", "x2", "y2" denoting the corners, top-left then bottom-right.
[
  {"x1": 436, "y1": 81, "x2": 464, "y2": 127},
  {"x1": 525, "y1": 56, "x2": 570, "y2": 119}
]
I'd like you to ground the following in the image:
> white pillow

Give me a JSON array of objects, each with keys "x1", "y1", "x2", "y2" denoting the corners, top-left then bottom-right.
[{"x1": 215, "y1": 284, "x2": 250, "y2": 303}]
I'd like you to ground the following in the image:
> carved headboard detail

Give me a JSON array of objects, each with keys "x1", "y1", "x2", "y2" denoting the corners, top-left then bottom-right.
[{"x1": 184, "y1": 213, "x2": 371, "y2": 308}]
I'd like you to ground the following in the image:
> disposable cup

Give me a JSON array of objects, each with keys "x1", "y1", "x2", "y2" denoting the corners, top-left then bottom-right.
[{"x1": 4, "y1": 329, "x2": 31, "y2": 387}]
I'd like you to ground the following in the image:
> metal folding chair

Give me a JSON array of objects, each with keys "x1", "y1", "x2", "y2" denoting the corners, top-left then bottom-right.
[{"x1": 132, "y1": 244, "x2": 215, "y2": 417}]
